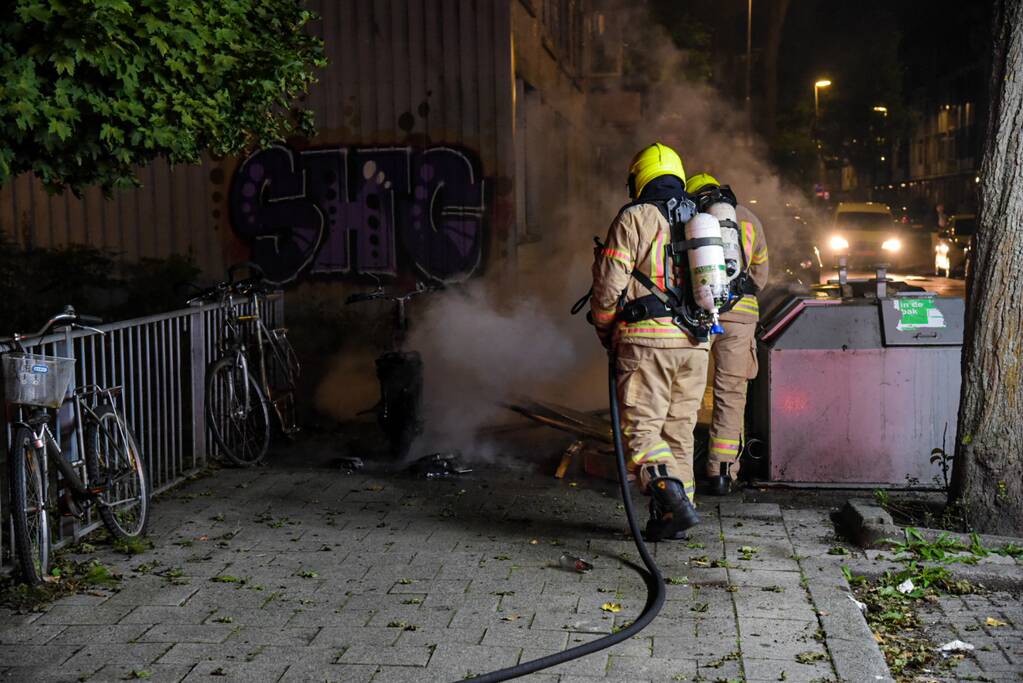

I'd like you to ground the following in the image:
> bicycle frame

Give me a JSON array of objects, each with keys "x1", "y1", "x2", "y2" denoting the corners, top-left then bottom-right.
[
  {"x1": 12, "y1": 385, "x2": 136, "y2": 515},
  {"x1": 219, "y1": 291, "x2": 298, "y2": 433}
]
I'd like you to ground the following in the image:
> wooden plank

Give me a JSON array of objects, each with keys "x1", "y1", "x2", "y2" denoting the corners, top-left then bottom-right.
[
  {"x1": 422, "y1": 0, "x2": 443, "y2": 142},
  {"x1": 339, "y1": 0, "x2": 359, "y2": 142},
  {"x1": 407, "y1": 0, "x2": 427, "y2": 138},
  {"x1": 459, "y1": 0, "x2": 480, "y2": 149},
  {"x1": 310, "y1": 0, "x2": 339, "y2": 137},
  {"x1": 389, "y1": 0, "x2": 411, "y2": 141},
  {"x1": 83, "y1": 185, "x2": 104, "y2": 249},
  {"x1": 492, "y1": 0, "x2": 516, "y2": 272},
  {"x1": 12, "y1": 175, "x2": 34, "y2": 247},
  {"x1": 355, "y1": 0, "x2": 376, "y2": 143},
  {"x1": 0, "y1": 175, "x2": 16, "y2": 241},
  {"x1": 101, "y1": 180, "x2": 120, "y2": 256},
  {"x1": 170, "y1": 163, "x2": 190, "y2": 256},
  {"x1": 476, "y1": 0, "x2": 498, "y2": 172},
  {"x1": 118, "y1": 177, "x2": 139, "y2": 262},
  {"x1": 137, "y1": 165, "x2": 158, "y2": 258},
  {"x1": 31, "y1": 174, "x2": 52, "y2": 248},
  {"x1": 441, "y1": 0, "x2": 461, "y2": 144},
  {"x1": 47, "y1": 184, "x2": 69, "y2": 247},
  {"x1": 66, "y1": 189, "x2": 86, "y2": 245},
  {"x1": 374, "y1": 1, "x2": 395, "y2": 139},
  {"x1": 152, "y1": 158, "x2": 173, "y2": 258}
]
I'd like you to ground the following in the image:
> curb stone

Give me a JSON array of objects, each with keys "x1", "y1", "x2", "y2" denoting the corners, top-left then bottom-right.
[{"x1": 800, "y1": 559, "x2": 895, "y2": 683}]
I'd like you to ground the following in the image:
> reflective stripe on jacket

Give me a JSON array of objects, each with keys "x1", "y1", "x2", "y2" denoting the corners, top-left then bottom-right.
[{"x1": 722, "y1": 205, "x2": 769, "y2": 323}]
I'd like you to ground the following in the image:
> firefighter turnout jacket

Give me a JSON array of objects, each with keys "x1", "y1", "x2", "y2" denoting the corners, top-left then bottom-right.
[{"x1": 590, "y1": 203, "x2": 708, "y2": 350}]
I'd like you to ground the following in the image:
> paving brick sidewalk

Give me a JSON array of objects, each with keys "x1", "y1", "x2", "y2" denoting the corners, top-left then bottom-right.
[{"x1": 0, "y1": 449, "x2": 892, "y2": 682}]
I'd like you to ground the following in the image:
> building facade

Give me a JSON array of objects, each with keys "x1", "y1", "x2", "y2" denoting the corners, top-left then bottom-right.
[{"x1": 1, "y1": 1, "x2": 606, "y2": 292}]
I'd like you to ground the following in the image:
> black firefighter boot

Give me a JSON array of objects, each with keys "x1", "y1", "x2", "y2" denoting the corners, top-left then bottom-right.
[
  {"x1": 708, "y1": 462, "x2": 735, "y2": 496},
  {"x1": 644, "y1": 468, "x2": 700, "y2": 541}
]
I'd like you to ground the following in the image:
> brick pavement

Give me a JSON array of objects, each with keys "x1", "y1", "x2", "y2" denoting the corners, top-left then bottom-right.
[{"x1": 0, "y1": 444, "x2": 894, "y2": 682}]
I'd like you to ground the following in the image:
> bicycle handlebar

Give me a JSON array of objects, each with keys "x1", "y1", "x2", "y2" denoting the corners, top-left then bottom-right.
[
  {"x1": 345, "y1": 283, "x2": 442, "y2": 306},
  {"x1": 12, "y1": 306, "x2": 104, "y2": 343}
]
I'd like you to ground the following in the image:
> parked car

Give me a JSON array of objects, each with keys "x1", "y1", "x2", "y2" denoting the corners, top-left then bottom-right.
[
  {"x1": 822, "y1": 202, "x2": 911, "y2": 269},
  {"x1": 934, "y1": 213, "x2": 975, "y2": 278}
]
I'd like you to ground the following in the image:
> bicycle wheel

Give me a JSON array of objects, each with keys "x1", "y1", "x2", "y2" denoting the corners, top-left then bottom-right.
[
  {"x1": 206, "y1": 356, "x2": 271, "y2": 466},
  {"x1": 86, "y1": 406, "x2": 150, "y2": 540},
  {"x1": 9, "y1": 427, "x2": 49, "y2": 584}
]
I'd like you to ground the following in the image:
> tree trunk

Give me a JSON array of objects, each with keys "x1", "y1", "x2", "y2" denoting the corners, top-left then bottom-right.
[
  {"x1": 762, "y1": 0, "x2": 790, "y2": 139},
  {"x1": 949, "y1": 0, "x2": 1023, "y2": 534}
]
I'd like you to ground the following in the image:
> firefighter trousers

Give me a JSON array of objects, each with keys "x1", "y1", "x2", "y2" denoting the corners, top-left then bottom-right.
[
  {"x1": 615, "y1": 343, "x2": 709, "y2": 503},
  {"x1": 708, "y1": 320, "x2": 759, "y2": 479}
]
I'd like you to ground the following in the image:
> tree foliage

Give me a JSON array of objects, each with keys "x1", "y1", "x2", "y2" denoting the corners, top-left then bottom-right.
[{"x1": 0, "y1": 0, "x2": 325, "y2": 195}]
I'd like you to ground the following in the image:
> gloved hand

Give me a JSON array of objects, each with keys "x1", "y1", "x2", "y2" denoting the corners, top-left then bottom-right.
[{"x1": 730, "y1": 272, "x2": 758, "y2": 296}]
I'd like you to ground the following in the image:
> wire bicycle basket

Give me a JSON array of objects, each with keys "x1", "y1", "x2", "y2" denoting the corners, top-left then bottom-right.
[{"x1": 3, "y1": 353, "x2": 76, "y2": 409}]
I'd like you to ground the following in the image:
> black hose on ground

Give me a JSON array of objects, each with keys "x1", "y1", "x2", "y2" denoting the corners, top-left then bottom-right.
[{"x1": 464, "y1": 351, "x2": 666, "y2": 683}]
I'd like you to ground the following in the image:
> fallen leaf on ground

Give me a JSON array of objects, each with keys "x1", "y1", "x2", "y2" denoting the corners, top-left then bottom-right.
[
  {"x1": 985, "y1": 617, "x2": 1008, "y2": 627},
  {"x1": 601, "y1": 602, "x2": 622, "y2": 613}
]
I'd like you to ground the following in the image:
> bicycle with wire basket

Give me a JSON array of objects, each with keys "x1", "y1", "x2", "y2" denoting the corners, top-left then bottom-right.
[
  {"x1": 3, "y1": 307, "x2": 150, "y2": 584},
  {"x1": 189, "y1": 264, "x2": 300, "y2": 466}
]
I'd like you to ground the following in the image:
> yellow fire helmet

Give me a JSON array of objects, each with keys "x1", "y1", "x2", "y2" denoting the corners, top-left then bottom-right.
[
  {"x1": 628, "y1": 143, "x2": 686, "y2": 198},
  {"x1": 685, "y1": 172, "x2": 720, "y2": 195}
]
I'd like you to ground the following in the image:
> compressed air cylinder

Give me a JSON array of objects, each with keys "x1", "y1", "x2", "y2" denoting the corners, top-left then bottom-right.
[
  {"x1": 684, "y1": 212, "x2": 729, "y2": 315},
  {"x1": 706, "y1": 202, "x2": 741, "y2": 280}
]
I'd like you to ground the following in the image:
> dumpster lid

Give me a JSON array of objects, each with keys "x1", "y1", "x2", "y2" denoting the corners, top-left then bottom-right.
[{"x1": 879, "y1": 294, "x2": 964, "y2": 346}]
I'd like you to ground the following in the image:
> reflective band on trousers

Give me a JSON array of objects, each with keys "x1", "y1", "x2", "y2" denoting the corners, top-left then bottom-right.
[
  {"x1": 631, "y1": 442, "x2": 672, "y2": 465},
  {"x1": 684, "y1": 480, "x2": 695, "y2": 503},
  {"x1": 710, "y1": 438, "x2": 740, "y2": 455}
]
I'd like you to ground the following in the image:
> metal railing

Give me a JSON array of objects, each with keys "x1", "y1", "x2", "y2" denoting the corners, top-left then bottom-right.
[{"x1": 0, "y1": 292, "x2": 285, "y2": 569}]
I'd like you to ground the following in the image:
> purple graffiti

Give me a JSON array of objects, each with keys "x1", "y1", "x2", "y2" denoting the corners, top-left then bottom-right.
[{"x1": 228, "y1": 145, "x2": 486, "y2": 285}]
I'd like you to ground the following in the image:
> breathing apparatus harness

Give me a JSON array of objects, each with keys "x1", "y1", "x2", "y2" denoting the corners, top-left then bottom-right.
[{"x1": 571, "y1": 193, "x2": 731, "y2": 341}]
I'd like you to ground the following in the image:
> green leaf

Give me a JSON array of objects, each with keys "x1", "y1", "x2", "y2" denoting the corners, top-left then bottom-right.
[{"x1": 47, "y1": 119, "x2": 72, "y2": 141}]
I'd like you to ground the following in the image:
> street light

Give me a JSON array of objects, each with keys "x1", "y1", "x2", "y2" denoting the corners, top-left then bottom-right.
[
  {"x1": 813, "y1": 79, "x2": 832, "y2": 118},
  {"x1": 813, "y1": 79, "x2": 832, "y2": 192}
]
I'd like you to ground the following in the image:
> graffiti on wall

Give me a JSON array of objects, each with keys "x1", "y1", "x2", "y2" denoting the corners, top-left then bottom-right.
[{"x1": 228, "y1": 144, "x2": 487, "y2": 284}]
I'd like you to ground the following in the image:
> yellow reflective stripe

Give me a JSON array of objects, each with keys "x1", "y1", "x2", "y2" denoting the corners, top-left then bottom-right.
[
  {"x1": 711, "y1": 437, "x2": 741, "y2": 445},
  {"x1": 653, "y1": 230, "x2": 667, "y2": 289},
  {"x1": 750, "y1": 247, "x2": 768, "y2": 265},
  {"x1": 591, "y1": 310, "x2": 616, "y2": 323},
  {"x1": 732, "y1": 295, "x2": 759, "y2": 313},
  {"x1": 602, "y1": 247, "x2": 633, "y2": 267},
  {"x1": 741, "y1": 221, "x2": 755, "y2": 258},
  {"x1": 631, "y1": 442, "x2": 672, "y2": 465}
]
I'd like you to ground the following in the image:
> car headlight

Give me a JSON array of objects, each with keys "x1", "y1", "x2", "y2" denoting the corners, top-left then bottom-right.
[
  {"x1": 829, "y1": 235, "x2": 849, "y2": 251},
  {"x1": 936, "y1": 243, "x2": 950, "y2": 254},
  {"x1": 882, "y1": 238, "x2": 902, "y2": 252}
]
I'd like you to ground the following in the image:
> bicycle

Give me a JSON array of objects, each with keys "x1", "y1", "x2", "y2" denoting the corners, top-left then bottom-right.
[
  {"x1": 345, "y1": 282, "x2": 439, "y2": 459},
  {"x1": 189, "y1": 264, "x2": 300, "y2": 466},
  {"x1": 3, "y1": 307, "x2": 149, "y2": 584}
]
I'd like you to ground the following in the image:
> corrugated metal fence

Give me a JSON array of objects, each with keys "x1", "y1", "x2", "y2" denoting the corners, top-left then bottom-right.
[{"x1": 0, "y1": 294, "x2": 284, "y2": 569}]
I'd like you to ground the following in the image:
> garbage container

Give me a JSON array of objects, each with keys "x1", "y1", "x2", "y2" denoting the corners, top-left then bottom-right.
[{"x1": 750, "y1": 291, "x2": 964, "y2": 487}]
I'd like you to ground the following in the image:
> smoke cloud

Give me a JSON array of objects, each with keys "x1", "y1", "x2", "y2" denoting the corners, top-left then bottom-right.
[{"x1": 313, "y1": 4, "x2": 821, "y2": 462}]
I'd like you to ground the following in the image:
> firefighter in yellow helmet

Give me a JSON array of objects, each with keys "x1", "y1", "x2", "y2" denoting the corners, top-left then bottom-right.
[
  {"x1": 590, "y1": 143, "x2": 706, "y2": 540},
  {"x1": 685, "y1": 173, "x2": 769, "y2": 495}
]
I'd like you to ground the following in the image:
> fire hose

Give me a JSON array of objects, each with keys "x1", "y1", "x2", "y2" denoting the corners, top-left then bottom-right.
[{"x1": 464, "y1": 350, "x2": 666, "y2": 682}]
